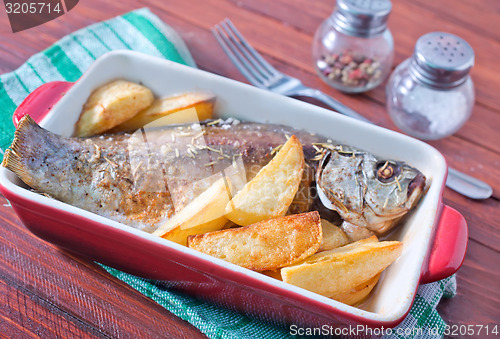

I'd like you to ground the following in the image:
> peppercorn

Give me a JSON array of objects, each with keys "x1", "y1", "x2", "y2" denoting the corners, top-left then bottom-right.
[{"x1": 317, "y1": 50, "x2": 383, "y2": 89}]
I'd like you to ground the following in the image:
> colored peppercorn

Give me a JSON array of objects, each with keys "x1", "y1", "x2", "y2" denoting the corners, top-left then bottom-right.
[
  {"x1": 312, "y1": 0, "x2": 393, "y2": 93},
  {"x1": 317, "y1": 50, "x2": 383, "y2": 89}
]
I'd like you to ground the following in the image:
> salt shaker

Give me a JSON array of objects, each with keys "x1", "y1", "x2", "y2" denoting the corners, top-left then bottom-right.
[
  {"x1": 312, "y1": 0, "x2": 394, "y2": 93},
  {"x1": 386, "y1": 32, "x2": 475, "y2": 140}
]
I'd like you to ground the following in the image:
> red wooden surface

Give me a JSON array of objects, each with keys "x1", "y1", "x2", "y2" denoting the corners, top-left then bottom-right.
[{"x1": 0, "y1": 0, "x2": 499, "y2": 337}]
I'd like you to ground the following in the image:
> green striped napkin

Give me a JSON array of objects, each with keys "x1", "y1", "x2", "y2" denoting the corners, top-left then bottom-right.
[
  {"x1": 0, "y1": 8, "x2": 195, "y2": 153},
  {"x1": 0, "y1": 8, "x2": 457, "y2": 339}
]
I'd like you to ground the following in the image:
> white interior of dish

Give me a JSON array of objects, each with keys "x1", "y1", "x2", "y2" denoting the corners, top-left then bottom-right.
[{"x1": 0, "y1": 51, "x2": 447, "y2": 323}]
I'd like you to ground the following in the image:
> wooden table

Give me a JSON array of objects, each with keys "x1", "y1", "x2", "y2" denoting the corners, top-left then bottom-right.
[{"x1": 0, "y1": 0, "x2": 498, "y2": 337}]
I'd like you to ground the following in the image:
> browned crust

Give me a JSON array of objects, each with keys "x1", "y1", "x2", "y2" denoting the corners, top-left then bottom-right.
[{"x1": 187, "y1": 211, "x2": 322, "y2": 271}]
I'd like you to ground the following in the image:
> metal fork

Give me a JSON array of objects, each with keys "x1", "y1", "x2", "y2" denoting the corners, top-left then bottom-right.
[
  {"x1": 212, "y1": 19, "x2": 493, "y2": 200},
  {"x1": 212, "y1": 19, "x2": 369, "y2": 123}
]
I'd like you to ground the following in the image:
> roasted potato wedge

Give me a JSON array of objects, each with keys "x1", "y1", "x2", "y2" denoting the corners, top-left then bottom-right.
[
  {"x1": 331, "y1": 235, "x2": 378, "y2": 250},
  {"x1": 318, "y1": 219, "x2": 349, "y2": 252},
  {"x1": 335, "y1": 273, "x2": 380, "y2": 306},
  {"x1": 152, "y1": 177, "x2": 231, "y2": 239},
  {"x1": 75, "y1": 80, "x2": 154, "y2": 137},
  {"x1": 108, "y1": 91, "x2": 216, "y2": 133},
  {"x1": 187, "y1": 211, "x2": 322, "y2": 271},
  {"x1": 160, "y1": 216, "x2": 228, "y2": 246},
  {"x1": 280, "y1": 237, "x2": 402, "y2": 299},
  {"x1": 225, "y1": 135, "x2": 304, "y2": 226},
  {"x1": 261, "y1": 270, "x2": 282, "y2": 280}
]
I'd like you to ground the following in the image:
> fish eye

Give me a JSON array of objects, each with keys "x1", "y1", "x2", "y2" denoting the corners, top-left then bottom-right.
[{"x1": 375, "y1": 161, "x2": 401, "y2": 183}]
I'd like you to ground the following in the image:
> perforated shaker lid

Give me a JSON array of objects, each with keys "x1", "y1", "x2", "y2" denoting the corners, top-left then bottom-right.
[
  {"x1": 333, "y1": 0, "x2": 392, "y2": 37},
  {"x1": 410, "y1": 32, "x2": 474, "y2": 88}
]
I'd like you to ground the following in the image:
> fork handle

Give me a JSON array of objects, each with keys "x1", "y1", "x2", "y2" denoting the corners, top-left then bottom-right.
[
  {"x1": 291, "y1": 87, "x2": 493, "y2": 199},
  {"x1": 292, "y1": 88, "x2": 372, "y2": 123}
]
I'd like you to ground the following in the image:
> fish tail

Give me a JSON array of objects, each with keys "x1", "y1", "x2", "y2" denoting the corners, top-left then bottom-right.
[
  {"x1": 2, "y1": 148, "x2": 29, "y2": 178},
  {"x1": 1, "y1": 115, "x2": 40, "y2": 182}
]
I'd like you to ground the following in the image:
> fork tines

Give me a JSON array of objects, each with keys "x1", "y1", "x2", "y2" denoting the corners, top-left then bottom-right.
[{"x1": 211, "y1": 19, "x2": 280, "y2": 88}]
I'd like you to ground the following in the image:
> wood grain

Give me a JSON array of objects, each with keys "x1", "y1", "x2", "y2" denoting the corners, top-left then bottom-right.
[
  {"x1": 437, "y1": 238, "x2": 500, "y2": 325},
  {"x1": 0, "y1": 278, "x2": 105, "y2": 338},
  {"x1": 0, "y1": 0, "x2": 498, "y2": 336},
  {"x1": 142, "y1": 0, "x2": 500, "y2": 199},
  {"x1": 0, "y1": 196, "x2": 206, "y2": 338}
]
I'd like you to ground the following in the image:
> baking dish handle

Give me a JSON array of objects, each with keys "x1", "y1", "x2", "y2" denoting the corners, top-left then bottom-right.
[
  {"x1": 420, "y1": 204, "x2": 468, "y2": 284},
  {"x1": 13, "y1": 81, "x2": 74, "y2": 127}
]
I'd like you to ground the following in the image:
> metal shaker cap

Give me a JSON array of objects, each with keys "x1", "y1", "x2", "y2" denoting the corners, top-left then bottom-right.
[
  {"x1": 332, "y1": 0, "x2": 392, "y2": 37},
  {"x1": 410, "y1": 32, "x2": 474, "y2": 89}
]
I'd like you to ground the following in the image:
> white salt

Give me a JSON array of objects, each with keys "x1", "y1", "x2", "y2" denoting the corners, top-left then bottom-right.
[{"x1": 401, "y1": 86, "x2": 467, "y2": 136}]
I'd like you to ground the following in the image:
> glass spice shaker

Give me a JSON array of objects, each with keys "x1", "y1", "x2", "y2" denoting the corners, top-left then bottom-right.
[
  {"x1": 312, "y1": 0, "x2": 394, "y2": 93},
  {"x1": 386, "y1": 32, "x2": 475, "y2": 140}
]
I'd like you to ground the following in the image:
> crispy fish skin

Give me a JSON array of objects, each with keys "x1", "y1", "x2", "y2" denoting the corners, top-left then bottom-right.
[
  {"x1": 3, "y1": 116, "x2": 176, "y2": 232},
  {"x1": 3, "y1": 116, "x2": 426, "y2": 235},
  {"x1": 2, "y1": 116, "x2": 320, "y2": 232}
]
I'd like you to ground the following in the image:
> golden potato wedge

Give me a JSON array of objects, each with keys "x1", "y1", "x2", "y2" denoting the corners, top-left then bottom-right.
[
  {"x1": 108, "y1": 91, "x2": 216, "y2": 133},
  {"x1": 261, "y1": 270, "x2": 282, "y2": 280},
  {"x1": 225, "y1": 135, "x2": 304, "y2": 226},
  {"x1": 161, "y1": 216, "x2": 228, "y2": 246},
  {"x1": 187, "y1": 211, "x2": 322, "y2": 271},
  {"x1": 335, "y1": 274, "x2": 380, "y2": 306},
  {"x1": 75, "y1": 80, "x2": 154, "y2": 137},
  {"x1": 318, "y1": 219, "x2": 349, "y2": 252},
  {"x1": 280, "y1": 238, "x2": 402, "y2": 299},
  {"x1": 152, "y1": 177, "x2": 231, "y2": 238},
  {"x1": 331, "y1": 234, "x2": 378, "y2": 250}
]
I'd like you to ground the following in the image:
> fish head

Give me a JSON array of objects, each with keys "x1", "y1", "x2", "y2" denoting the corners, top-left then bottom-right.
[{"x1": 316, "y1": 146, "x2": 426, "y2": 234}]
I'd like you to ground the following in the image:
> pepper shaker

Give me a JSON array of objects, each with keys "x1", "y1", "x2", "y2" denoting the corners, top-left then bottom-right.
[
  {"x1": 386, "y1": 32, "x2": 475, "y2": 140},
  {"x1": 312, "y1": 0, "x2": 394, "y2": 93}
]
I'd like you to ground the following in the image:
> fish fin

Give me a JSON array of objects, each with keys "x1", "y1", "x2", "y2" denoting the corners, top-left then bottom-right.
[
  {"x1": 1, "y1": 148, "x2": 30, "y2": 179},
  {"x1": 1, "y1": 115, "x2": 38, "y2": 181}
]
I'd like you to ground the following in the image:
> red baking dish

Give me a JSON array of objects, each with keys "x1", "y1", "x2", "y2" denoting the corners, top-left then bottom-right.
[{"x1": 0, "y1": 51, "x2": 467, "y2": 332}]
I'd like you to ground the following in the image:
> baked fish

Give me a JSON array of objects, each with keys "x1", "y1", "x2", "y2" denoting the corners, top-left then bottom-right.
[{"x1": 2, "y1": 115, "x2": 425, "y2": 235}]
